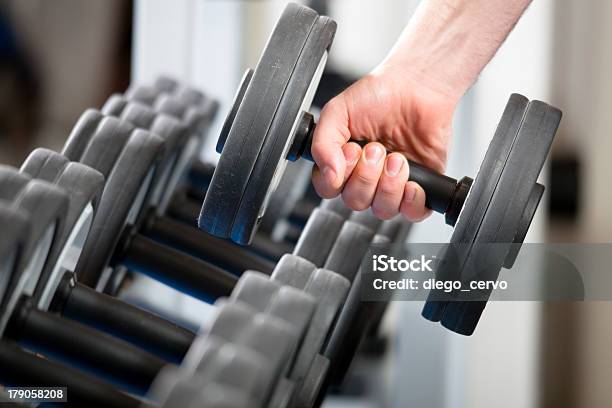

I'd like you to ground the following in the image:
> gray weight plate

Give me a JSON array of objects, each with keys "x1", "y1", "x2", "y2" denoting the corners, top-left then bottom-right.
[
  {"x1": 440, "y1": 100, "x2": 560, "y2": 335},
  {"x1": 199, "y1": 3, "x2": 333, "y2": 244},
  {"x1": 152, "y1": 367, "x2": 256, "y2": 408},
  {"x1": 203, "y1": 299, "x2": 300, "y2": 400},
  {"x1": 0, "y1": 204, "x2": 29, "y2": 315},
  {"x1": 323, "y1": 220, "x2": 375, "y2": 282},
  {"x1": 153, "y1": 76, "x2": 179, "y2": 93},
  {"x1": 320, "y1": 197, "x2": 353, "y2": 219},
  {"x1": 349, "y1": 208, "x2": 382, "y2": 232},
  {"x1": 259, "y1": 160, "x2": 314, "y2": 241},
  {"x1": 422, "y1": 94, "x2": 530, "y2": 322},
  {"x1": 182, "y1": 335, "x2": 274, "y2": 404},
  {"x1": 102, "y1": 94, "x2": 189, "y2": 212},
  {"x1": 271, "y1": 254, "x2": 350, "y2": 385},
  {"x1": 378, "y1": 216, "x2": 411, "y2": 242},
  {"x1": 72, "y1": 127, "x2": 165, "y2": 287},
  {"x1": 230, "y1": 271, "x2": 316, "y2": 367},
  {"x1": 293, "y1": 353, "x2": 329, "y2": 408},
  {"x1": 0, "y1": 169, "x2": 69, "y2": 299},
  {"x1": 0, "y1": 173, "x2": 68, "y2": 335},
  {"x1": 20, "y1": 148, "x2": 105, "y2": 309},
  {"x1": 293, "y1": 208, "x2": 345, "y2": 267}
]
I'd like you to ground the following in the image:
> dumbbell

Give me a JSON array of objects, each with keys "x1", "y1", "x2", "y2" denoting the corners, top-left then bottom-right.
[
  {"x1": 122, "y1": 84, "x2": 306, "y2": 255},
  {"x1": 0, "y1": 163, "x2": 311, "y2": 405},
  {"x1": 198, "y1": 3, "x2": 561, "y2": 335}
]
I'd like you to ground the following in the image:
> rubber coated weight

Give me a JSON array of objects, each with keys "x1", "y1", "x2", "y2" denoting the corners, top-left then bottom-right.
[
  {"x1": 160, "y1": 379, "x2": 254, "y2": 408},
  {"x1": 440, "y1": 101, "x2": 561, "y2": 335},
  {"x1": 293, "y1": 208, "x2": 345, "y2": 267},
  {"x1": 101, "y1": 95, "x2": 189, "y2": 212},
  {"x1": 323, "y1": 220, "x2": 376, "y2": 282},
  {"x1": 421, "y1": 94, "x2": 531, "y2": 323},
  {"x1": 0, "y1": 168, "x2": 69, "y2": 328},
  {"x1": 20, "y1": 148, "x2": 105, "y2": 309},
  {"x1": 199, "y1": 3, "x2": 330, "y2": 244},
  {"x1": 0, "y1": 204, "x2": 30, "y2": 317},
  {"x1": 230, "y1": 272, "x2": 316, "y2": 353},
  {"x1": 201, "y1": 299, "x2": 300, "y2": 402},
  {"x1": 271, "y1": 255, "x2": 350, "y2": 396},
  {"x1": 181, "y1": 335, "x2": 274, "y2": 404},
  {"x1": 320, "y1": 197, "x2": 353, "y2": 220}
]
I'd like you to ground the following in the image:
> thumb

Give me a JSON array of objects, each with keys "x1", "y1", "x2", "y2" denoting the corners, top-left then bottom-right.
[{"x1": 311, "y1": 95, "x2": 351, "y2": 193}]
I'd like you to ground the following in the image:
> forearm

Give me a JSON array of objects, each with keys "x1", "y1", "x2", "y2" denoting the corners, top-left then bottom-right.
[{"x1": 380, "y1": 0, "x2": 532, "y2": 100}]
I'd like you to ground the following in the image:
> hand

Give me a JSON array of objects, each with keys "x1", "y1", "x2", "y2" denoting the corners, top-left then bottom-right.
[{"x1": 311, "y1": 66, "x2": 457, "y2": 221}]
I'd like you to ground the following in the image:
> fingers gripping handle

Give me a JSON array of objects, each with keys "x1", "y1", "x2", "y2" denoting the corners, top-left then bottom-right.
[{"x1": 290, "y1": 111, "x2": 470, "y2": 225}]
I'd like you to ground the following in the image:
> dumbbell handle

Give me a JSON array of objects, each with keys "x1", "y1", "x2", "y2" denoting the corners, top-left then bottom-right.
[{"x1": 291, "y1": 112, "x2": 471, "y2": 225}]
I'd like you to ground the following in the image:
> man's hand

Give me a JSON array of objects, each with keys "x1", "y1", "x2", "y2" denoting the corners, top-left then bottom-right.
[
  {"x1": 310, "y1": 0, "x2": 532, "y2": 222},
  {"x1": 311, "y1": 68, "x2": 455, "y2": 221}
]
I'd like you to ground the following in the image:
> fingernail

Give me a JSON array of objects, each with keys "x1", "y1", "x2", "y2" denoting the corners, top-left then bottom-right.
[
  {"x1": 323, "y1": 166, "x2": 337, "y2": 186},
  {"x1": 344, "y1": 146, "x2": 360, "y2": 166},
  {"x1": 404, "y1": 184, "x2": 417, "y2": 203},
  {"x1": 364, "y1": 144, "x2": 384, "y2": 164},
  {"x1": 385, "y1": 155, "x2": 404, "y2": 176}
]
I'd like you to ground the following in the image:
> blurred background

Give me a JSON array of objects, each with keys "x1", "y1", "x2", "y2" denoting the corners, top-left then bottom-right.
[{"x1": 0, "y1": 0, "x2": 610, "y2": 407}]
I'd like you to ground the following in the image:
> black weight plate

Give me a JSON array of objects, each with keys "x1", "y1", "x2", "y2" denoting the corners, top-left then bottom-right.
[
  {"x1": 292, "y1": 208, "x2": 345, "y2": 267},
  {"x1": 199, "y1": 3, "x2": 322, "y2": 243},
  {"x1": 74, "y1": 130, "x2": 165, "y2": 287},
  {"x1": 20, "y1": 148, "x2": 105, "y2": 308},
  {"x1": 230, "y1": 12, "x2": 337, "y2": 245},
  {"x1": 217, "y1": 69, "x2": 254, "y2": 154},
  {"x1": 422, "y1": 94, "x2": 529, "y2": 322},
  {"x1": 441, "y1": 101, "x2": 561, "y2": 335}
]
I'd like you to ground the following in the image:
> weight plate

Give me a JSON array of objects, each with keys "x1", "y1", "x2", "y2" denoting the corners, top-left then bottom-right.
[
  {"x1": 182, "y1": 335, "x2": 274, "y2": 404},
  {"x1": 349, "y1": 208, "x2": 383, "y2": 233},
  {"x1": 292, "y1": 208, "x2": 345, "y2": 267},
  {"x1": 320, "y1": 197, "x2": 353, "y2": 219},
  {"x1": 21, "y1": 148, "x2": 105, "y2": 308},
  {"x1": 153, "y1": 76, "x2": 179, "y2": 93},
  {"x1": 102, "y1": 95, "x2": 189, "y2": 212},
  {"x1": 74, "y1": 129, "x2": 165, "y2": 287},
  {"x1": 324, "y1": 220, "x2": 375, "y2": 282},
  {"x1": 272, "y1": 254, "x2": 350, "y2": 385},
  {"x1": 440, "y1": 101, "x2": 560, "y2": 335},
  {"x1": 205, "y1": 300, "x2": 299, "y2": 394},
  {"x1": 217, "y1": 69, "x2": 254, "y2": 154},
  {"x1": 199, "y1": 3, "x2": 328, "y2": 244},
  {"x1": 422, "y1": 94, "x2": 530, "y2": 322},
  {"x1": 230, "y1": 271, "x2": 316, "y2": 372},
  {"x1": 0, "y1": 204, "x2": 29, "y2": 315}
]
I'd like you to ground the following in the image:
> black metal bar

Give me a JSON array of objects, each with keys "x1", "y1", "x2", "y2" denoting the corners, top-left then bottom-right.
[
  {"x1": 0, "y1": 341, "x2": 141, "y2": 408},
  {"x1": 120, "y1": 232, "x2": 238, "y2": 301},
  {"x1": 7, "y1": 297, "x2": 165, "y2": 395},
  {"x1": 144, "y1": 214, "x2": 275, "y2": 275},
  {"x1": 52, "y1": 273, "x2": 195, "y2": 363}
]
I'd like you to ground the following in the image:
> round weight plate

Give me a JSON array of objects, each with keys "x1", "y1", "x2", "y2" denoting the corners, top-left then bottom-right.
[
  {"x1": 199, "y1": 4, "x2": 328, "y2": 243},
  {"x1": 422, "y1": 94, "x2": 530, "y2": 322},
  {"x1": 205, "y1": 299, "x2": 300, "y2": 400},
  {"x1": 74, "y1": 129, "x2": 165, "y2": 287},
  {"x1": 102, "y1": 95, "x2": 189, "y2": 212},
  {"x1": 153, "y1": 76, "x2": 179, "y2": 93},
  {"x1": 292, "y1": 208, "x2": 345, "y2": 267},
  {"x1": 323, "y1": 220, "x2": 375, "y2": 282},
  {"x1": 21, "y1": 149, "x2": 105, "y2": 308},
  {"x1": 320, "y1": 197, "x2": 353, "y2": 220},
  {"x1": 349, "y1": 209, "x2": 383, "y2": 233},
  {"x1": 271, "y1": 254, "x2": 350, "y2": 385},
  {"x1": 217, "y1": 69, "x2": 254, "y2": 154},
  {"x1": 0, "y1": 204, "x2": 29, "y2": 313},
  {"x1": 440, "y1": 101, "x2": 561, "y2": 335},
  {"x1": 182, "y1": 335, "x2": 274, "y2": 405}
]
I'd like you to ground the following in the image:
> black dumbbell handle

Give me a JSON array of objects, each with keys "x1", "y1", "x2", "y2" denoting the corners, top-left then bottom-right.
[
  {"x1": 292, "y1": 112, "x2": 470, "y2": 224},
  {"x1": 112, "y1": 229, "x2": 238, "y2": 301},
  {"x1": 0, "y1": 341, "x2": 140, "y2": 408},
  {"x1": 51, "y1": 272, "x2": 195, "y2": 363},
  {"x1": 7, "y1": 296, "x2": 165, "y2": 394}
]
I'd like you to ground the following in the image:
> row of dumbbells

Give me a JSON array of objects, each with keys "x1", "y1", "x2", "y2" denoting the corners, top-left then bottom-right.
[{"x1": 0, "y1": 76, "x2": 410, "y2": 407}]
